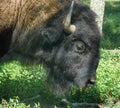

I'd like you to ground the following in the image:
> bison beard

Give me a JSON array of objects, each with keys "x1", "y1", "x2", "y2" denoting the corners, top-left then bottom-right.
[{"x1": 0, "y1": 0, "x2": 101, "y2": 96}]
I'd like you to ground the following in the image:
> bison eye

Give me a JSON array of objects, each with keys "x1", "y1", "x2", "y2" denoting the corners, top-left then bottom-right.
[{"x1": 74, "y1": 41, "x2": 86, "y2": 53}]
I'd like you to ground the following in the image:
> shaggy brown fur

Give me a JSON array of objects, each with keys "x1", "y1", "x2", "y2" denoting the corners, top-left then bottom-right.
[
  {"x1": 0, "y1": 0, "x2": 62, "y2": 56},
  {"x1": 0, "y1": 0, "x2": 64, "y2": 32}
]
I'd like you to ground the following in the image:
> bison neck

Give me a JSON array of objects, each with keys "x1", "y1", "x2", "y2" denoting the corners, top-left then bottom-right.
[{"x1": 0, "y1": 41, "x2": 58, "y2": 67}]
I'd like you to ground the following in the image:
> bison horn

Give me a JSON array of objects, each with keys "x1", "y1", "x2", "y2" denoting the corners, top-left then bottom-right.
[{"x1": 63, "y1": 0, "x2": 76, "y2": 34}]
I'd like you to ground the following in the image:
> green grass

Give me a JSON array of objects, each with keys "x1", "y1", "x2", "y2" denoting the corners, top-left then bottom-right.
[
  {"x1": 0, "y1": 61, "x2": 59, "y2": 107},
  {"x1": 0, "y1": 61, "x2": 44, "y2": 99}
]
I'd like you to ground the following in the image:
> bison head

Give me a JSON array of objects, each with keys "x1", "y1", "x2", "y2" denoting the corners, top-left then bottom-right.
[{"x1": 47, "y1": 0, "x2": 101, "y2": 95}]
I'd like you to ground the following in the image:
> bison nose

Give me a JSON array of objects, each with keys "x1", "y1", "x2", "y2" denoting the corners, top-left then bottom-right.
[{"x1": 86, "y1": 79, "x2": 96, "y2": 87}]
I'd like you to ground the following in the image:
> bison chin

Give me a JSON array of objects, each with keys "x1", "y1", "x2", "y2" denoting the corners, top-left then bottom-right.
[{"x1": 47, "y1": 77, "x2": 72, "y2": 96}]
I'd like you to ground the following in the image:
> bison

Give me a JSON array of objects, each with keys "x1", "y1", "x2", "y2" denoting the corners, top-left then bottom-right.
[{"x1": 0, "y1": 0, "x2": 101, "y2": 95}]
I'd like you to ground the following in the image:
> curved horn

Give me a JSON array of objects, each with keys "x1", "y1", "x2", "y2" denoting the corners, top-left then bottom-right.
[{"x1": 63, "y1": 0, "x2": 76, "y2": 34}]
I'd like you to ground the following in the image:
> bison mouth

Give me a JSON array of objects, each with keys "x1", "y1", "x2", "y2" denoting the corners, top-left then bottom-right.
[
  {"x1": 73, "y1": 75, "x2": 96, "y2": 88},
  {"x1": 63, "y1": 70, "x2": 96, "y2": 89},
  {"x1": 48, "y1": 74, "x2": 96, "y2": 96}
]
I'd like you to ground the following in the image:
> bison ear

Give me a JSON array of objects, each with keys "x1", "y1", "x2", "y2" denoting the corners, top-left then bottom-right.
[{"x1": 41, "y1": 28, "x2": 61, "y2": 45}]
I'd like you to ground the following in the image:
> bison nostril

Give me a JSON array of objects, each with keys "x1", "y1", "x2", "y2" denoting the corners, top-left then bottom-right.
[
  {"x1": 90, "y1": 79, "x2": 96, "y2": 84},
  {"x1": 86, "y1": 79, "x2": 96, "y2": 87}
]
